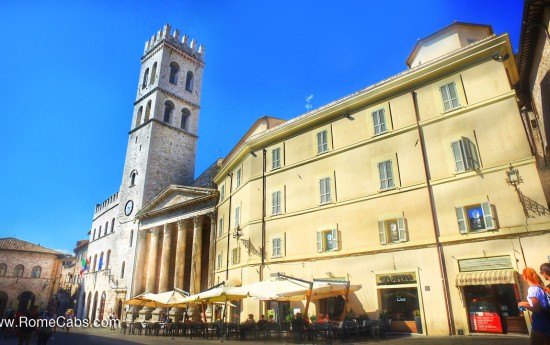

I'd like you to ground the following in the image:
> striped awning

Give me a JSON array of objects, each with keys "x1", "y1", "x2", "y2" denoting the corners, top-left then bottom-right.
[{"x1": 455, "y1": 269, "x2": 517, "y2": 286}]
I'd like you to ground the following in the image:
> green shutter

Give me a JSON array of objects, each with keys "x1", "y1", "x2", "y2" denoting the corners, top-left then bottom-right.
[
  {"x1": 397, "y1": 218, "x2": 407, "y2": 242},
  {"x1": 481, "y1": 202, "x2": 495, "y2": 230},
  {"x1": 456, "y1": 207, "x2": 468, "y2": 234},
  {"x1": 378, "y1": 221, "x2": 387, "y2": 244}
]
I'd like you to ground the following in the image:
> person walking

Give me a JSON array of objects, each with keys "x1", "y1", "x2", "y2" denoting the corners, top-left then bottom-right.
[
  {"x1": 17, "y1": 305, "x2": 38, "y2": 345},
  {"x1": 518, "y1": 268, "x2": 550, "y2": 345}
]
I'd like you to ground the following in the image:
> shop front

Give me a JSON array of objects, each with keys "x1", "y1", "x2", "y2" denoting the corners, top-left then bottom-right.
[
  {"x1": 456, "y1": 269, "x2": 527, "y2": 334},
  {"x1": 376, "y1": 271, "x2": 424, "y2": 334}
]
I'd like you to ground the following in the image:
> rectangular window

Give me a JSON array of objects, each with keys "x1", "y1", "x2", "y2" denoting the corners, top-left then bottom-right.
[
  {"x1": 272, "y1": 237, "x2": 282, "y2": 257},
  {"x1": 456, "y1": 202, "x2": 495, "y2": 233},
  {"x1": 316, "y1": 229, "x2": 339, "y2": 252},
  {"x1": 319, "y1": 177, "x2": 332, "y2": 204},
  {"x1": 372, "y1": 109, "x2": 387, "y2": 135},
  {"x1": 272, "y1": 191, "x2": 282, "y2": 215},
  {"x1": 216, "y1": 252, "x2": 222, "y2": 269},
  {"x1": 231, "y1": 248, "x2": 240, "y2": 265},
  {"x1": 272, "y1": 148, "x2": 281, "y2": 169},
  {"x1": 451, "y1": 138, "x2": 479, "y2": 172},
  {"x1": 378, "y1": 218, "x2": 407, "y2": 244},
  {"x1": 236, "y1": 169, "x2": 241, "y2": 187},
  {"x1": 378, "y1": 160, "x2": 394, "y2": 190},
  {"x1": 220, "y1": 185, "x2": 225, "y2": 201},
  {"x1": 234, "y1": 206, "x2": 240, "y2": 228},
  {"x1": 218, "y1": 217, "x2": 224, "y2": 237},
  {"x1": 440, "y1": 82, "x2": 460, "y2": 111},
  {"x1": 317, "y1": 130, "x2": 328, "y2": 154}
]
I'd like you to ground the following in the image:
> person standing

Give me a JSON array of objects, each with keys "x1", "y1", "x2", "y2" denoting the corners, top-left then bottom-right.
[
  {"x1": 518, "y1": 268, "x2": 550, "y2": 345},
  {"x1": 36, "y1": 307, "x2": 56, "y2": 345},
  {"x1": 17, "y1": 305, "x2": 38, "y2": 345},
  {"x1": 541, "y1": 263, "x2": 550, "y2": 289},
  {"x1": 64, "y1": 309, "x2": 74, "y2": 333}
]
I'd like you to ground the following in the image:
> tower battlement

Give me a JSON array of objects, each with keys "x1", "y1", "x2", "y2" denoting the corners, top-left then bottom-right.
[{"x1": 144, "y1": 24, "x2": 205, "y2": 61}]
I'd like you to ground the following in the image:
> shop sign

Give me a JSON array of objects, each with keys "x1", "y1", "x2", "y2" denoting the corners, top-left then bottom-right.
[
  {"x1": 469, "y1": 312, "x2": 503, "y2": 333},
  {"x1": 376, "y1": 272, "x2": 416, "y2": 286}
]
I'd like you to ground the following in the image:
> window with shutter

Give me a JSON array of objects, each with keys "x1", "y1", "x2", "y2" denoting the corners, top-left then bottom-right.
[
  {"x1": 272, "y1": 148, "x2": 281, "y2": 169},
  {"x1": 317, "y1": 130, "x2": 328, "y2": 154},
  {"x1": 316, "y1": 229, "x2": 341, "y2": 252},
  {"x1": 378, "y1": 218, "x2": 408, "y2": 244},
  {"x1": 440, "y1": 82, "x2": 460, "y2": 111},
  {"x1": 455, "y1": 202, "x2": 496, "y2": 233},
  {"x1": 378, "y1": 160, "x2": 394, "y2": 190},
  {"x1": 451, "y1": 137, "x2": 479, "y2": 172}
]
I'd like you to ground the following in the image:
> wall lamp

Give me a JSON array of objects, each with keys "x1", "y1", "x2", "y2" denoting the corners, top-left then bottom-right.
[
  {"x1": 505, "y1": 164, "x2": 522, "y2": 188},
  {"x1": 233, "y1": 226, "x2": 243, "y2": 240},
  {"x1": 43, "y1": 280, "x2": 49, "y2": 290}
]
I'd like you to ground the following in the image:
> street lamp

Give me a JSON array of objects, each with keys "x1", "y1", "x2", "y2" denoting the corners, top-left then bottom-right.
[{"x1": 505, "y1": 165, "x2": 523, "y2": 188}]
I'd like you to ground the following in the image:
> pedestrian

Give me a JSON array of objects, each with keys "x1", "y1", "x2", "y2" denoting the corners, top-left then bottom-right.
[
  {"x1": 541, "y1": 263, "x2": 550, "y2": 288},
  {"x1": 518, "y1": 267, "x2": 550, "y2": 345},
  {"x1": 108, "y1": 310, "x2": 116, "y2": 330},
  {"x1": 36, "y1": 306, "x2": 56, "y2": 345},
  {"x1": 64, "y1": 309, "x2": 74, "y2": 333},
  {"x1": 17, "y1": 305, "x2": 38, "y2": 345}
]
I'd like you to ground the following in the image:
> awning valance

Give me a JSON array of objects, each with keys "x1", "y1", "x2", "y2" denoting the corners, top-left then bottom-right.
[{"x1": 455, "y1": 269, "x2": 517, "y2": 286}]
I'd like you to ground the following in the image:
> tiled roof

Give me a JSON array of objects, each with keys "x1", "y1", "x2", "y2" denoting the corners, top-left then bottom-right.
[{"x1": 0, "y1": 237, "x2": 63, "y2": 256}]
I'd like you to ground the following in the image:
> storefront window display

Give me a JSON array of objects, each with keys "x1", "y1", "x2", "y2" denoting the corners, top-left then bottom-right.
[
  {"x1": 380, "y1": 287, "x2": 419, "y2": 321},
  {"x1": 317, "y1": 296, "x2": 345, "y2": 321}
]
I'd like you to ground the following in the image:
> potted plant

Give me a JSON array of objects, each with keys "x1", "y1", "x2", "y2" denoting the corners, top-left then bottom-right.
[
  {"x1": 413, "y1": 309, "x2": 422, "y2": 334},
  {"x1": 309, "y1": 314, "x2": 317, "y2": 323}
]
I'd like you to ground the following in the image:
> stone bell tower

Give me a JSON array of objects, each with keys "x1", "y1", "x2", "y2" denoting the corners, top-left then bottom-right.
[{"x1": 119, "y1": 24, "x2": 206, "y2": 222}]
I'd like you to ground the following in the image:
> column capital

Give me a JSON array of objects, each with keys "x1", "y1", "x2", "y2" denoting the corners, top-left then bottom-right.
[
  {"x1": 150, "y1": 227, "x2": 160, "y2": 235},
  {"x1": 177, "y1": 219, "x2": 190, "y2": 230},
  {"x1": 193, "y1": 215, "x2": 204, "y2": 227},
  {"x1": 207, "y1": 211, "x2": 217, "y2": 220}
]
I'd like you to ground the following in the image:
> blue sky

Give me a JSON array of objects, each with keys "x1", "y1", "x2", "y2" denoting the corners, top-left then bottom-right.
[{"x1": 0, "y1": 1, "x2": 523, "y2": 253}]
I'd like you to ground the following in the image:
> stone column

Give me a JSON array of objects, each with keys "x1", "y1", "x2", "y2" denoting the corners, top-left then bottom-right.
[
  {"x1": 189, "y1": 215, "x2": 203, "y2": 295},
  {"x1": 132, "y1": 230, "x2": 148, "y2": 295},
  {"x1": 128, "y1": 229, "x2": 147, "y2": 321},
  {"x1": 207, "y1": 212, "x2": 217, "y2": 288},
  {"x1": 159, "y1": 223, "x2": 172, "y2": 293},
  {"x1": 145, "y1": 227, "x2": 160, "y2": 292},
  {"x1": 173, "y1": 219, "x2": 187, "y2": 290}
]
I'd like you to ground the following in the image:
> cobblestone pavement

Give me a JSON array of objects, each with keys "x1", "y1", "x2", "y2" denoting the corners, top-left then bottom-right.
[{"x1": 0, "y1": 327, "x2": 530, "y2": 345}]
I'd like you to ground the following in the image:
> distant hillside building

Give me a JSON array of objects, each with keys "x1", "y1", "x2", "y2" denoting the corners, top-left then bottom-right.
[{"x1": 0, "y1": 238, "x2": 64, "y2": 315}]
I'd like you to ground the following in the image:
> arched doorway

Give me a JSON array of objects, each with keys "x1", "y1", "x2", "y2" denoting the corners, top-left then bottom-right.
[
  {"x1": 99, "y1": 292, "x2": 106, "y2": 320},
  {"x1": 0, "y1": 291, "x2": 8, "y2": 316},
  {"x1": 91, "y1": 291, "x2": 98, "y2": 322},
  {"x1": 116, "y1": 299, "x2": 123, "y2": 320},
  {"x1": 86, "y1": 292, "x2": 92, "y2": 320},
  {"x1": 17, "y1": 291, "x2": 35, "y2": 312}
]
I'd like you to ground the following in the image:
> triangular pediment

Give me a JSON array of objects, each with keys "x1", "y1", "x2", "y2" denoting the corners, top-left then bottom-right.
[{"x1": 136, "y1": 184, "x2": 217, "y2": 219}]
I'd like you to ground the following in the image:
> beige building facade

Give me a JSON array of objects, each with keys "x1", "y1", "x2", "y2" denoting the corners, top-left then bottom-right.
[
  {"x1": 0, "y1": 238, "x2": 64, "y2": 315},
  {"x1": 212, "y1": 23, "x2": 550, "y2": 336}
]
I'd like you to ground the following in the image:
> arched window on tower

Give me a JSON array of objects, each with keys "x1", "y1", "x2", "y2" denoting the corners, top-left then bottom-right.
[
  {"x1": 99, "y1": 252, "x2": 104, "y2": 270},
  {"x1": 106, "y1": 250, "x2": 111, "y2": 270},
  {"x1": 142, "y1": 68, "x2": 149, "y2": 89},
  {"x1": 121, "y1": 261, "x2": 125, "y2": 279},
  {"x1": 169, "y1": 62, "x2": 179, "y2": 85},
  {"x1": 151, "y1": 62, "x2": 157, "y2": 84},
  {"x1": 185, "y1": 71, "x2": 194, "y2": 92},
  {"x1": 130, "y1": 171, "x2": 137, "y2": 186},
  {"x1": 135, "y1": 106, "x2": 143, "y2": 128},
  {"x1": 129, "y1": 230, "x2": 134, "y2": 247},
  {"x1": 93, "y1": 254, "x2": 97, "y2": 272},
  {"x1": 105, "y1": 221, "x2": 108, "y2": 236},
  {"x1": 181, "y1": 108, "x2": 191, "y2": 130},
  {"x1": 163, "y1": 101, "x2": 174, "y2": 123},
  {"x1": 144, "y1": 101, "x2": 151, "y2": 122},
  {"x1": 92, "y1": 229, "x2": 96, "y2": 240},
  {"x1": 98, "y1": 226, "x2": 102, "y2": 238},
  {"x1": 111, "y1": 218, "x2": 115, "y2": 233}
]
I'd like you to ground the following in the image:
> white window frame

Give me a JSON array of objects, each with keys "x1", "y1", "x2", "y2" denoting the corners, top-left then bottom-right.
[
  {"x1": 234, "y1": 206, "x2": 240, "y2": 228},
  {"x1": 319, "y1": 177, "x2": 332, "y2": 204},
  {"x1": 316, "y1": 229, "x2": 340, "y2": 252},
  {"x1": 378, "y1": 218, "x2": 407, "y2": 245},
  {"x1": 218, "y1": 217, "x2": 224, "y2": 237},
  {"x1": 272, "y1": 237, "x2": 282, "y2": 257},
  {"x1": 440, "y1": 82, "x2": 460, "y2": 111},
  {"x1": 456, "y1": 202, "x2": 495, "y2": 233},
  {"x1": 231, "y1": 247, "x2": 240, "y2": 265},
  {"x1": 272, "y1": 191, "x2": 282, "y2": 215},
  {"x1": 236, "y1": 169, "x2": 241, "y2": 187},
  {"x1": 216, "y1": 252, "x2": 222, "y2": 269},
  {"x1": 272, "y1": 148, "x2": 281, "y2": 170},
  {"x1": 378, "y1": 160, "x2": 394, "y2": 190},
  {"x1": 451, "y1": 138, "x2": 479, "y2": 172},
  {"x1": 372, "y1": 109, "x2": 387, "y2": 135},
  {"x1": 317, "y1": 130, "x2": 328, "y2": 154}
]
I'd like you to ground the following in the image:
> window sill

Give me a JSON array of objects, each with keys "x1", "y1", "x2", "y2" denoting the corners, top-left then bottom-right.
[
  {"x1": 317, "y1": 150, "x2": 329, "y2": 155},
  {"x1": 271, "y1": 255, "x2": 283, "y2": 259},
  {"x1": 442, "y1": 106, "x2": 462, "y2": 114},
  {"x1": 319, "y1": 201, "x2": 332, "y2": 206}
]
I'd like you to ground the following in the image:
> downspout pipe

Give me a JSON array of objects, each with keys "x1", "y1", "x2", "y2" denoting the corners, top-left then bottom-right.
[
  {"x1": 261, "y1": 149, "x2": 267, "y2": 282},
  {"x1": 413, "y1": 91, "x2": 455, "y2": 335}
]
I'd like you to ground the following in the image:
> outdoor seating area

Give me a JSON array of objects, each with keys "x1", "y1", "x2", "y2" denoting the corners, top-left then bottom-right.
[{"x1": 117, "y1": 318, "x2": 392, "y2": 343}]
